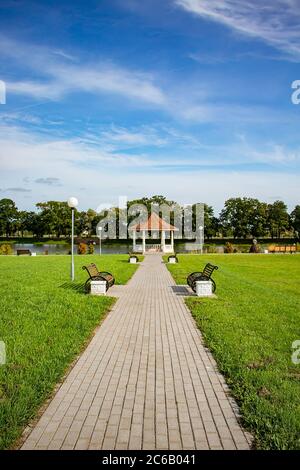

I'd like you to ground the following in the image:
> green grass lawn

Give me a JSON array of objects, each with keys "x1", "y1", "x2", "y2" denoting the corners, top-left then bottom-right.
[
  {"x1": 0, "y1": 254, "x2": 139, "y2": 449},
  {"x1": 165, "y1": 254, "x2": 300, "y2": 450}
]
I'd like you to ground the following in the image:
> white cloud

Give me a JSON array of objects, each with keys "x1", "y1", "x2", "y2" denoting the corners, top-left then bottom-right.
[
  {"x1": 0, "y1": 124, "x2": 153, "y2": 173},
  {"x1": 99, "y1": 124, "x2": 169, "y2": 147},
  {"x1": 248, "y1": 144, "x2": 300, "y2": 164},
  {"x1": 1, "y1": 34, "x2": 166, "y2": 105},
  {"x1": 0, "y1": 123, "x2": 299, "y2": 213},
  {"x1": 35, "y1": 177, "x2": 62, "y2": 186},
  {"x1": 176, "y1": 0, "x2": 300, "y2": 60},
  {"x1": 2, "y1": 34, "x2": 296, "y2": 124},
  {"x1": 7, "y1": 80, "x2": 63, "y2": 100},
  {"x1": 6, "y1": 64, "x2": 166, "y2": 104}
]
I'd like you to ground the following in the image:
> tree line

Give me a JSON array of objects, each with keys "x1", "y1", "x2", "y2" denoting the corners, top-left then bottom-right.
[{"x1": 0, "y1": 196, "x2": 299, "y2": 240}]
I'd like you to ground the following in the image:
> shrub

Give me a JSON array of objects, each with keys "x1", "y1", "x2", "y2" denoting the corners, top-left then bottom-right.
[
  {"x1": 249, "y1": 243, "x2": 260, "y2": 253},
  {"x1": 77, "y1": 242, "x2": 87, "y2": 255},
  {"x1": 88, "y1": 243, "x2": 94, "y2": 254},
  {"x1": 224, "y1": 242, "x2": 234, "y2": 253},
  {"x1": 249, "y1": 239, "x2": 260, "y2": 253},
  {"x1": 0, "y1": 244, "x2": 13, "y2": 255}
]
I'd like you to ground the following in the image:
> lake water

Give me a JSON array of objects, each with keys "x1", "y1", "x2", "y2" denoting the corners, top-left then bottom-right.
[
  {"x1": 12, "y1": 242, "x2": 213, "y2": 255},
  {"x1": 13, "y1": 243, "x2": 131, "y2": 255}
]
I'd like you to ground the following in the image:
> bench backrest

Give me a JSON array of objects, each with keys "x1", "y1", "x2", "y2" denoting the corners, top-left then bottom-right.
[
  {"x1": 82, "y1": 263, "x2": 99, "y2": 279},
  {"x1": 202, "y1": 263, "x2": 218, "y2": 279},
  {"x1": 269, "y1": 245, "x2": 297, "y2": 252},
  {"x1": 17, "y1": 249, "x2": 31, "y2": 255}
]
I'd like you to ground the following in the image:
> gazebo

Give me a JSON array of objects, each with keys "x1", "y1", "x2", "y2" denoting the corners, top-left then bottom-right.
[{"x1": 129, "y1": 212, "x2": 178, "y2": 254}]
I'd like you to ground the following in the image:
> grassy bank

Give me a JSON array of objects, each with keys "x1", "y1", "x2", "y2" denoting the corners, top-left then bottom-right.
[
  {"x1": 166, "y1": 254, "x2": 300, "y2": 449},
  {"x1": 0, "y1": 254, "x2": 138, "y2": 449}
]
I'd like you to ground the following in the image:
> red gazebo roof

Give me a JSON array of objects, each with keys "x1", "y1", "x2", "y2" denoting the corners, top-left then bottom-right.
[{"x1": 130, "y1": 212, "x2": 178, "y2": 231}]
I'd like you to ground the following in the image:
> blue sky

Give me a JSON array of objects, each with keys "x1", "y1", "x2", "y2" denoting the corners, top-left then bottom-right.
[{"x1": 0, "y1": 0, "x2": 299, "y2": 214}]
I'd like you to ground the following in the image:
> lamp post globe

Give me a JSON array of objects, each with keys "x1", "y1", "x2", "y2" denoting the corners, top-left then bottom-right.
[
  {"x1": 68, "y1": 197, "x2": 78, "y2": 209},
  {"x1": 68, "y1": 196, "x2": 78, "y2": 281}
]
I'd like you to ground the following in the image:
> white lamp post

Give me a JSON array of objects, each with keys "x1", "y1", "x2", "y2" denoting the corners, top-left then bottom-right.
[
  {"x1": 97, "y1": 226, "x2": 103, "y2": 255},
  {"x1": 67, "y1": 197, "x2": 78, "y2": 281},
  {"x1": 199, "y1": 225, "x2": 204, "y2": 255}
]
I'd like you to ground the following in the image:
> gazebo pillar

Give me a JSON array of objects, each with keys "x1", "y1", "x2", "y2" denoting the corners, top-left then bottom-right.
[
  {"x1": 142, "y1": 230, "x2": 146, "y2": 253},
  {"x1": 171, "y1": 230, "x2": 174, "y2": 252},
  {"x1": 161, "y1": 230, "x2": 165, "y2": 252}
]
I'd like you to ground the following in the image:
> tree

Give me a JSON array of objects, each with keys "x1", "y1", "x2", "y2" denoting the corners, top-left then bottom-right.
[
  {"x1": 267, "y1": 201, "x2": 289, "y2": 238},
  {"x1": 76, "y1": 209, "x2": 97, "y2": 236},
  {"x1": 290, "y1": 205, "x2": 300, "y2": 239},
  {"x1": 251, "y1": 201, "x2": 268, "y2": 237},
  {"x1": 36, "y1": 201, "x2": 72, "y2": 237},
  {"x1": 15, "y1": 210, "x2": 29, "y2": 237},
  {"x1": 0, "y1": 198, "x2": 18, "y2": 237},
  {"x1": 23, "y1": 211, "x2": 47, "y2": 238},
  {"x1": 219, "y1": 197, "x2": 267, "y2": 238},
  {"x1": 203, "y1": 204, "x2": 219, "y2": 238},
  {"x1": 127, "y1": 195, "x2": 176, "y2": 217}
]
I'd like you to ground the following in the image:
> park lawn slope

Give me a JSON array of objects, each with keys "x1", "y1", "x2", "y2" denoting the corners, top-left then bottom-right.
[
  {"x1": 166, "y1": 254, "x2": 300, "y2": 450},
  {"x1": 0, "y1": 254, "x2": 138, "y2": 449}
]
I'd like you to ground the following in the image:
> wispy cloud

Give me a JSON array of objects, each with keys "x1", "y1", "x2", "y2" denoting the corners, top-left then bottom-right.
[
  {"x1": 6, "y1": 66, "x2": 166, "y2": 104},
  {"x1": 2, "y1": 33, "x2": 295, "y2": 125},
  {"x1": 0, "y1": 111, "x2": 42, "y2": 125},
  {"x1": 7, "y1": 80, "x2": 62, "y2": 100},
  {"x1": 5, "y1": 187, "x2": 31, "y2": 193},
  {"x1": 0, "y1": 124, "x2": 151, "y2": 173},
  {"x1": 99, "y1": 124, "x2": 169, "y2": 147},
  {"x1": 35, "y1": 177, "x2": 62, "y2": 186},
  {"x1": 1, "y1": 35, "x2": 166, "y2": 105},
  {"x1": 176, "y1": 0, "x2": 300, "y2": 60}
]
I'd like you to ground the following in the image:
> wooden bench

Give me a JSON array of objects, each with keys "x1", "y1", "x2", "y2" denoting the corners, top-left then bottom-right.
[
  {"x1": 82, "y1": 263, "x2": 115, "y2": 292},
  {"x1": 17, "y1": 249, "x2": 32, "y2": 256},
  {"x1": 268, "y1": 245, "x2": 297, "y2": 254},
  {"x1": 187, "y1": 263, "x2": 218, "y2": 293}
]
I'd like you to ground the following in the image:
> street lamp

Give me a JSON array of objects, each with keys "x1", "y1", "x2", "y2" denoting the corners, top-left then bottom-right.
[
  {"x1": 67, "y1": 197, "x2": 78, "y2": 281},
  {"x1": 97, "y1": 226, "x2": 103, "y2": 255},
  {"x1": 199, "y1": 225, "x2": 204, "y2": 255}
]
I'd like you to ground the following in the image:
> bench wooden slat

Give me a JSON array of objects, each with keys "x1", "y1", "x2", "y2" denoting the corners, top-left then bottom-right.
[{"x1": 82, "y1": 263, "x2": 115, "y2": 291}]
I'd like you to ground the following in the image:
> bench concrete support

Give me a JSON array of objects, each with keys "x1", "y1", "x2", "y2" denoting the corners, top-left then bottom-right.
[
  {"x1": 90, "y1": 280, "x2": 107, "y2": 295},
  {"x1": 195, "y1": 280, "x2": 213, "y2": 297}
]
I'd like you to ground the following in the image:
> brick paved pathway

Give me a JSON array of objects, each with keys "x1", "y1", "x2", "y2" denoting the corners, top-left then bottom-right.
[{"x1": 22, "y1": 254, "x2": 251, "y2": 450}]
